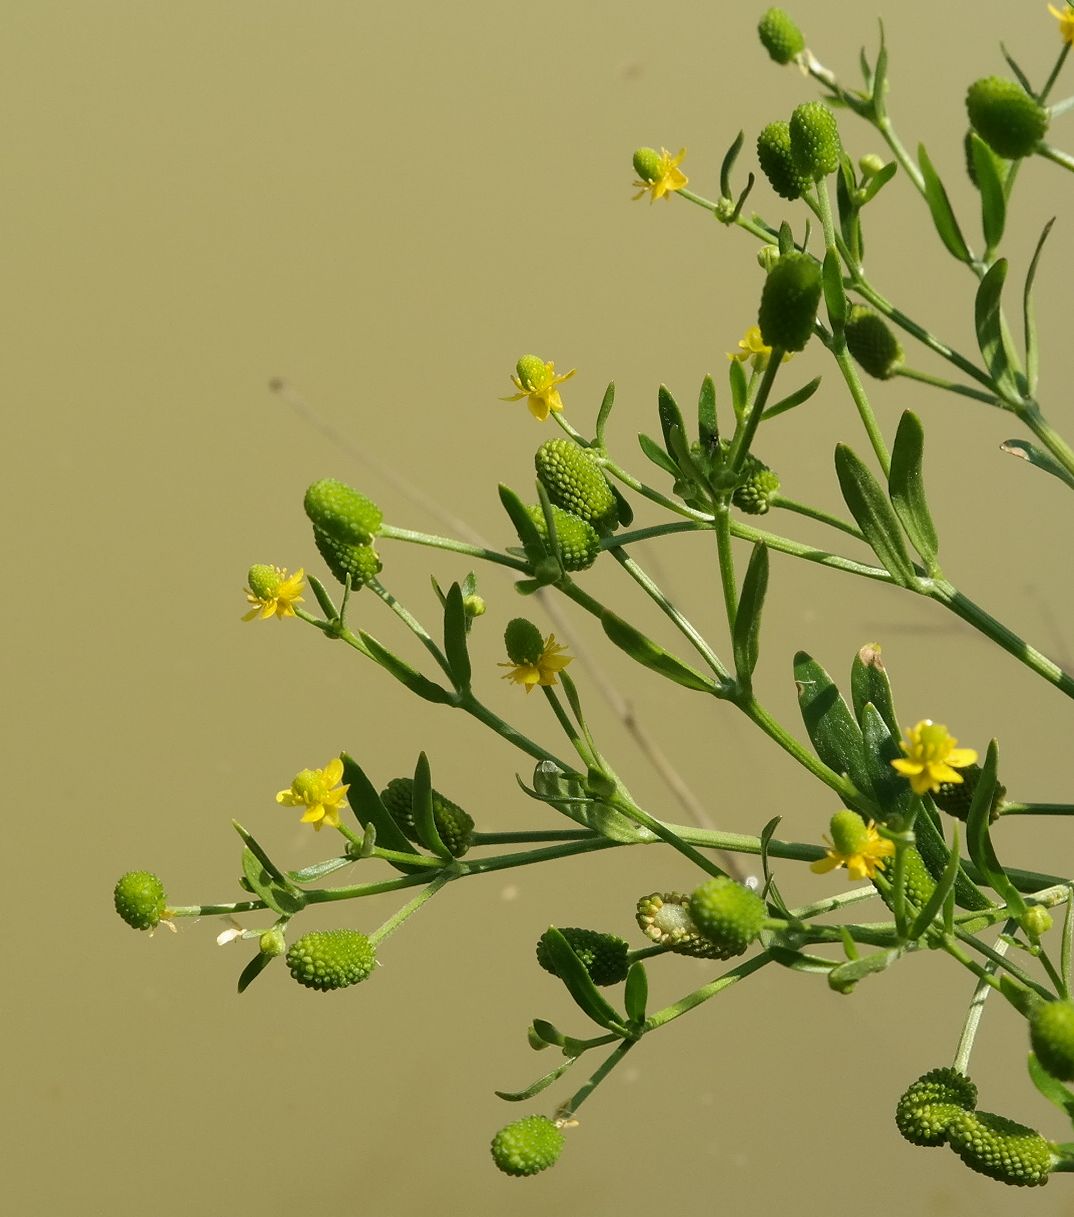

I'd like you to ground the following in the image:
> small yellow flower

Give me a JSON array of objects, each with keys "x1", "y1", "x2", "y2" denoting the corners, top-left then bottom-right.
[
  {"x1": 502, "y1": 354, "x2": 577, "y2": 422},
  {"x1": 728, "y1": 324, "x2": 794, "y2": 371},
  {"x1": 632, "y1": 147, "x2": 689, "y2": 203},
  {"x1": 498, "y1": 634, "x2": 572, "y2": 693},
  {"x1": 891, "y1": 720, "x2": 978, "y2": 796},
  {"x1": 242, "y1": 565, "x2": 305, "y2": 621},
  {"x1": 1049, "y1": 4, "x2": 1074, "y2": 44},
  {"x1": 810, "y1": 810, "x2": 895, "y2": 881},
  {"x1": 276, "y1": 758, "x2": 350, "y2": 831}
]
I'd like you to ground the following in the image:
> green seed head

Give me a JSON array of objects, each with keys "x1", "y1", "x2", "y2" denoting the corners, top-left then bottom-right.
[
  {"x1": 303, "y1": 478, "x2": 383, "y2": 545},
  {"x1": 687, "y1": 877, "x2": 767, "y2": 959},
  {"x1": 966, "y1": 77, "x2": 1049, "y2": 160},
  {"x1": 379, "y1": 776, "x2": 475, "y2": 857},
  {"x1": 895, "y1": 1067, "x2": 978, "y2": 1147},
  {"x1": 757, "y1": 8, "x2": 805, "y2": 64},
  {"x1": 113, "y1": 871, "x2": 168, "y2": 931},
  {"x1": 490, "y1": 1115, "x2": 565, "y2": 1177},
  {"x1": 246, "y1": 564, "x2": 282, "y2": 599},
  {"x1": 526, "y1": 504, "x2": 601, "y2": 571},
  {"x1": 636, "y1": 891, "x2": 737, "y2": 959},
  {"x1": 947, "y1": 1110, "x2": 1053, "y2": 1187},
  {"x1": 732, "y1": 454, "x2": 781, "y2": 515},
  {"x1": 757, "y1": 251, "x2": 823, "y2": 352},
  {"x1": 931, "y1": 763, "x2": 1005, "y2": 823},
  {"x1": 756, "y1": 121, "x2": 812, "y2": 201},
  {"x1": 504, "y1": 617, "x2": 545, "y2": 665},
  {"x1": 632, "y1": 147, "x2": 662, "y2": 183},
  {"x1": 789, "y1": 101, "x2": 842, "y2": 179},
  {"x1": 285, "y1": 929, "x2": 376, "y2": 992},
  {"x1": 829, "y1": 809, "x2": 870, "y2": 855},
  {"x1": 536, "y1": 927, "x2": 630, "y2": 987},
  {"x1": 845, "y1": 306, "x2": 904, "y2": 380},
  {"x1": 535, "y1": 439, "x2": 618, "y2": 531},
  {"x1": 312, "y1": 527, "x2": 382, "y2": 588},
  {"x1": 515, "y1": 354, "x2": 548, "y2": 390},
  {"x1": 1031, "y1": 999, "x2": 1074, "y2": 1081}
]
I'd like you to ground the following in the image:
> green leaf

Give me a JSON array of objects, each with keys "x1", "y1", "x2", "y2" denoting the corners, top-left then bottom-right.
[
  {"x1": 974, "y1": 259, "x2": 1022, "y2": 398},
  {"x1": 498, "y1": 483, "x2": 546, "y2": 565},
  {"x1": 410, "y1": 752, "x2": 451, "y2": 860},
  {"x1": 858, "y1": 160, "x2": 897, "y2": 205},
  {"x1": 306, "y1": 574, "x2": 338, "y2": 620},
  {"x1": 528, "y1": 762, "x2": 640, "y2": 842},
  {"x1": 340, "y1": 753, "x2": 427, "y2": 873},
  {"x1": 871, "y1": 20, "x2": 889, "y2": 119},
  {"x1": 998, "y1": 438, "x2": 1074, "y2": 490},
  {"x1": 836, "y1": 157, "x2": 858, "y2": 254},
  {"x1": 968, "y1": 132, "x2": 1007, "y2": 253},
  {"x1": 828, "y1": 947, "x2": 903, "y2": 994},
  {"x1": 777, "y1": 221, "x2": 795, "y2": 257},
  {"x1": 835, "y1": 443, "x2": 917, "y2": 588},
  {"x1": 442, "y1": 582, "x2": 471, "y2": 690},
  {"x1": 240, "y1": 845, "x2": 305, "y2": 916},
  {"x1": 918, "y1": 144, "x2": 972, "y2": 263},
  {"x1": 728, "y1": 357, "x2": 748, "y2": 422},
  {"x1": 759, "y1": 816, "x2": 792, "y2": 918},
  {"x1": 237, "y1": 951, "x2": 276, "y2": 994},
  {"x1": 624, "y1": 962, "x2": 648, "y2": 1024},
  {"x1": 767, "y1": 943, "x2": 836, "y2": 974},
  {"x1": 495, "y1": 1057, "x2": 580, "y2": 1102},
  {"x1": 638, "y1": 432, "x2": 681, "y2": 478},
  {"x1": 1029, "y1": 1053, "x2": 1074, "y2": 1123},
  {"x1": 539, "y1": 928, "x2": 626, "y2": 1033},
  {"x1": 657, "y1": 384, "x2": 687, "y2": 459},
  {"x1": 850, "y1": 643, "x2": 899, "y2": 736},
  {"x1": 359, "y1": 631, "x2": 456, "y2": 705},
  {"x1": 909, "y1": 825, "x2": 963, "y2": 939},
  {"x1": 1023, "y1": 218, "x2": 1054, "y2": 397},
  {"x1": 1000, "y1": 42, "x2": 1034, "y2": 94},
  {"x1": 859, "y1": 702, "x2": 911, "y2": 817},
  {"x1": 793, "y1": 652, "x2": 868, "y2": 790},
  {"x1": 761, "y1": 375, "x2": 822, "y2": 422},
  {"x1": 732, "y1": 543, "x2": 769, "y2": 685},
  {"x1": 822, "y1": 247, "x2": 848, "y2": 330},
  {"x1": 594, "y1": 382, "x2": 616, "y2": 448},
  {"x1": 288, "y1": 856, "x2": 353, "y2": 882},
  {"x1": 720, "y1": 130, "x2": 744, "y2": 199},
  {"x1": 602, "y1": 610, "x2": 720, "y2": 694},
  {"x1": 966, "y1": 740, "x2": 1026, "y2": 914},
  {"x1": 531, "y1": 1018, "x2": 566, "y2": 1048},
  {"x1": 888, "y1": 411, "x2": 939, "y2": 567},
  {"x1": 610, "y1": 482, "x2": 633, "y2": 528},
  {"x1": 914, "y1": 809, "x2": 993, "y2": 912},
  {"x1": 697, "y1": 374, "x2": 718, "y2": 449}
]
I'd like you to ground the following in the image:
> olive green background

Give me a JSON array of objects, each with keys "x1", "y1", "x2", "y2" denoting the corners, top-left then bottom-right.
[{"x1": 7, "y1": 2, "x2": 1074, "y2": 1213}]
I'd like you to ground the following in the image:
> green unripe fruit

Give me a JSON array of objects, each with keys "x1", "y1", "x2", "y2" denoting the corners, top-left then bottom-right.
[
  {"x1": 756, "y1": 121, "x2": 812, "y2": 201},
  {"x1": 966, "y1": 77, "x2": 1048, "y2": 160},
  {"x1": 379, "y1": 777, "x2": 475, "y2": 857},
  {"x1": 873, "y1": 842, "x2": 936, "y2": 912},
  {"x1": 536, "y1": 927, "x2": 630, "y2": 987},
  {"x1": 246, "y1": 564, "x2": 282, "y2": 599},
  {"x1": 504, "y1": 617, "x2": 545, "y2": 665},
  {"x1": 285, "y1": 929, "x2": 376, "y2": 992},
  {"x1": 845, "y1": 306, "x2": 904, "y2": 380},
  {"x1": 259, "y1": 927, "x2": 287, "y2": 958},
  {"x1": 895, "y1": 1067, "x2": 978, "y2": 1147},
  {"x1": 312, "y1": 527, "x2": 382, "y2": 588},
  {"x1": 757, "y1": 8, "x2": 805, "y2": 64},
  {"x1": 931, "y1": 763, "x2": 1005, "y2": 823},
  {"x1": 789, "y1": 100, "x2": 841, "y2": 179},
  {"x1": 636, "y1": 891, "x2": 734, "y2": 959},
  {"x1": 632, "y1": 147, "x2": 662, "y2": 183},
  {"x1": 303, "y1": 478, "x2": 382, "y2": 545},
  {"x1": 688, "y1": 877, "x2": 767, "y2": 959},
  {"x1": 947, "y1": 1111, "x2": 1053, "y2": 1187},
  {"x1": 535, "y1": 439, "x2": 618, "y2": 531},
  {"x1": 490, "y1": 1115, "x2": 564, "y2": 1177},
  {"x1": 113, "y1": 870, "x2": 168, "y2": 931},
  {"x1": 525, "y1": 504, "x2": 601, "y2": 571},
  {"x1": 1030, "y1": 999, "x2": 1074, "y2": 1081},
  {"x1": 757, "y1": 251, "x2": 823, "y2": 352},
  {"x1": 732, "y1": 456, "x2": 781, "y2": 515}
]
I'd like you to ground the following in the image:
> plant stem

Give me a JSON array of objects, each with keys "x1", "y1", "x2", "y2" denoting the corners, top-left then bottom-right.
[
  {"x1": 380, "y1": 523, "x2": 529, "y2": 571},
  {"x1": 644, "y1": 952, "x2": 773, "y2": 1030}
]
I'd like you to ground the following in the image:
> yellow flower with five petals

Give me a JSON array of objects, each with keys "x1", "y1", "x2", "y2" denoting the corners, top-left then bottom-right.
[
  {"x1": 891, "y1": 720, "x2": 978, "y2": 796},
  {"x1": 499, "y1": 633, "x2": 572, "y2": 693},
  {"x1": 728, "y1": 324, "x2": 792, "y2": 371},
  {"x1": 631, "y1": 146, "x2": 688, "y2": 203},
  {"x1": 810, "y1": 810, "x2": 895, "y2": 881},
  {"x1": 242, "y1": 564, "x2": 305, "y2": 621},
  {"x1": 276, "y1": 758, "x2": 350, "y2": 831},
  {"x1": 502, "y1": 354, "x2": 577, "y2": 422}
]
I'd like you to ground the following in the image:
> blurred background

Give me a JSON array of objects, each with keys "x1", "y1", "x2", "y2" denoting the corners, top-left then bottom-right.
[{"x1": 6, "y1": 1, "x2": 1074, "y2": 1212}]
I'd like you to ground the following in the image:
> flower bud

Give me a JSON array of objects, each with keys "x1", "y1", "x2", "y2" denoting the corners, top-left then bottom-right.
[
  {"x1": 756, "y1": 121, "x2": 812, "y2": 201},
  {"x1": 303, "y1": 478, "x2": 382, "y2": 545},
  {"x1": 631, "y1": 147, "x2": 662, "y2": 183},
  {"x1": 536, "y1": 927, "x2": 630, "y2": 987},
  {"x1": 1030, "y1": 999, "x2": 1074, "y2": 1081},
  {"x1": 757, "y1": 244, "x2": 781, "y2": 272},
  {"x1": 526, "y1": 504, "x2": 601, "y2": 571},
  {"x1": 931, "y1": 763, "x2": 1005, "y2": 822},
  {"x1": 463, "y1": 594, "x2": 486, "y2": 620},
  {"x1": 1020, "y1": 906, "x2": 1053, "y2": 940},
  {"x1": 895, "y1": 1067, "x2": 978, "y2": 1147},
  {"x1": 114, "y1": 871, "x2": 168, "y2": 931},
  {"x1": 947, "y1": 1110, "x2": 1053, "y2": 1187},
  {"x1": 757, "y1": 8, "x2": 805, "y2": 64},
  {"x1": 312, "y1": 527, "x2": 382, "y2": 588},
  {"x1": 845, "y1": 306, "x2": 904, "y2": 380},
  {"x1": 789, "y1": 101, "x2": 842, "y2": 179},
  {"x1": 858, "y1": 153, "x2": 885, "y2": 178},
  {"x1": 504, "y1": 617, "x2": 545, "y2": 665},
  {"x1": 379, "y1": 776, "x2": 475, "y2": 857},
  {"x1": 285, "y1": 929, "x2": 376, "y2": 991},
  {"x1": 259, "y1": 927, "x2": 287, "y2": 957},
  {"x1": 732, "y1": 455, "x2": 781, "y2": 515},
  {"x1": 636, "y1": 891, "x2": 734, "y2": 959},
  {"x1": 757, "y1": 251, "x2": 823, "y2": 352},
  {"x1": 966, "y1": 77, "x2": 1048, "y2": 160},
  {"x1": 535, "y1": 439, "x2": 618, "y2": 531},
  {"x1": 490, "y1": 1115, "x2": 564, "y2": 1177},
  {"x1": 688, "y1": 877, "x2": 767, "y2": 959}
]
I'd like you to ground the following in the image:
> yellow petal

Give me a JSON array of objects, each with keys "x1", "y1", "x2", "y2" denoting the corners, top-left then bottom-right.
[
  {"x1": 946, "y1": 748, "x2": 977, "y2": 768},
  {"x1": 300, "y1": 805, "x2": 325, "y2": 824},
  {"x1": 324, "y1": 758, "x2": 344, "y2": 785},
  {"x1": 810, "y1": 855, "x2": 840, "y2": 874},
  {"x1": 890, "y1": 758, "x2": 924, "y2": 776}
]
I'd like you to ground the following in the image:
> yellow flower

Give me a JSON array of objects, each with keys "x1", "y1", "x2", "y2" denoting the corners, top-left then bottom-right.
[
  {"x1": 498, "y1": 633, "x2": 572, "y2": 693},
  {"x1": 810, "y1": 810, "x2": 895, "y2": 881},
  {"x1": 1049, "y1": 4, "x2": 1074, "y2": 44},
  {"x1": 502, "y1": 354, "x2": 577, "y2": 422},
  {"x1": 632, "y1": 147, "x2": 688, "y2": 203},
  {"x1": 890, "y1": 720, "x2": 978, "y2": 796},
  {"x1": 276, "y1": 758, "x2": 350, "y2": 831},
  {"x1": 242, "y1": 565, "x2": 305, "y2": 621}
]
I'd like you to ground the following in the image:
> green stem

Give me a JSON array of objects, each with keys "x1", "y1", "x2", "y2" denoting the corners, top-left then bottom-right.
[
  {"x1": 644, "y1": 952, "x2": 772, "y2": 1030},
  {"x1": 379, "y1": 523, "x2": 529, "y2": 572},
  {"x1": 470, "y1": 829, "x2": 598, "y2": 844},
  {"x1": 770, "y1": 494, "x2": 864, "y2": 541},
  {"x1": 1017, "y1": 400, "x2": 1074, "y2": 481},
  {"x1": 1040, "y1": 42, "x2": 1071, "y2": 103},
  {"x1": 368, "y1": 867, "x2": 457, "y2": 947},
  {"x1": 367, "y1": 578, "x2": 454, "y2": 682},
  {"x1": 738, "y1": 694, "x2": 860, "y2": 803},
  {"x1": 999, "y1": 803, "x2": 1074, "y2": 817},
  {"x1": 168, "y1": 901, "x2": 267, "y2": 918},
  {"x1": 951, "y1": 932, "x2": 1010, "y2": 1075},
  {"x1": 559, "y1": 1040, "x2": 636, "y2": 1119},
  {"x1": 713, "y1": 505, "x2": 738, "y2": 635},
  {"x1": 894, "y1": 365, "x2": 1000, "y2": 407},
  {"x1": 954, "y1": 925, "x2": 1054, "y2": 1001},
  {"x1": 457, "y1": 690, "x2": 575, "y2": 771}
]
